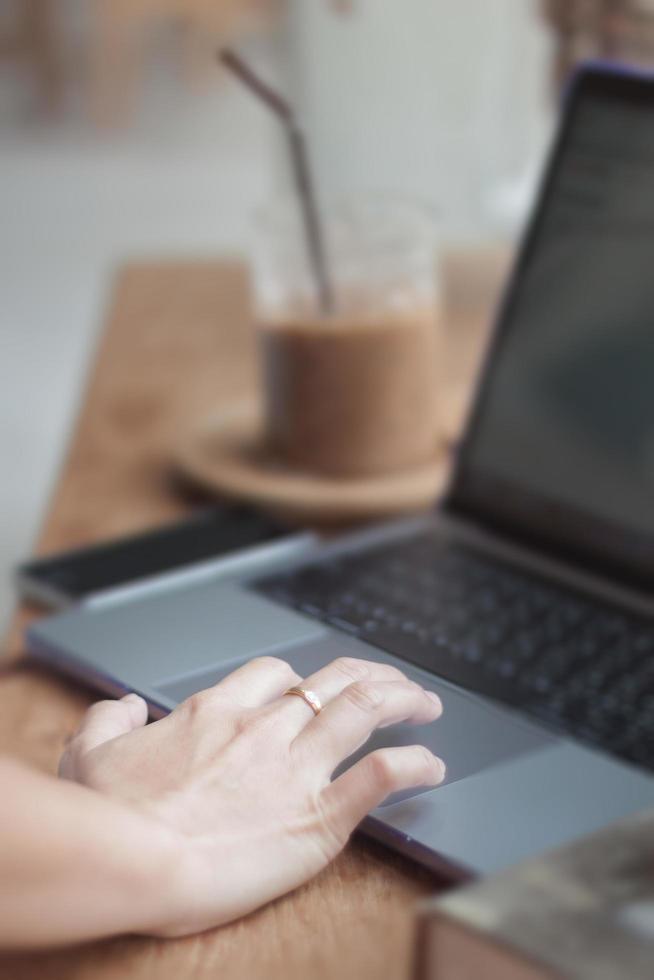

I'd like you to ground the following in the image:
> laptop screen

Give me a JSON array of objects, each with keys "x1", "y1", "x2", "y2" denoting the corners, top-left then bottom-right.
[{"x1": 449, "y1": 67, "x2": 654, "y2": 588}]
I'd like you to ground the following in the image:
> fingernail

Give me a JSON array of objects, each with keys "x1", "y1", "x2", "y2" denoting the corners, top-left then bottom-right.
[
  {"x1": 121, "y1": 693, "x2": 142, "y2": 704},
  {"x1": 426, "y1": 691, "x2": 443, "y2": 710}
]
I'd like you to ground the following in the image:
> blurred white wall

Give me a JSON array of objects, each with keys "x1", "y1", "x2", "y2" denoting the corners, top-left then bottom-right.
[{"x1": 282, "y1": 0, "x2": 553, "y2": 238}]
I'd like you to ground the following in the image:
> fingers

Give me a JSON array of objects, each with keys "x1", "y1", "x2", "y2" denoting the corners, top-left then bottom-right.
[
  {"x1": 213, "y1": 656, "x2": 302, "y2": 708},
  {"x1": 294, "y1": 679, "x2": 442, "y2": 772},
  {"x1": 59, "y1": 693, "x2": 148, "y2": 777},
  {"x1": 276, "y1": 656, "x2": 415, "y2": 728},
  {"x1": 321, "y1": 745, "x2": 446, "y2": 837}
]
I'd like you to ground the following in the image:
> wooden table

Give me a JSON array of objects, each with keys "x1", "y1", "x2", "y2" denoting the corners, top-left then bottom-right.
[{"x1": 0, "y1": 259, "x2": 495, "y2": 980}]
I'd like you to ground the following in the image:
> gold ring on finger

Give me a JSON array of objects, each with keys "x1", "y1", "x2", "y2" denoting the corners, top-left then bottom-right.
[{"x1": 283, "y1": 686, "x2": 322, "y2": 716}]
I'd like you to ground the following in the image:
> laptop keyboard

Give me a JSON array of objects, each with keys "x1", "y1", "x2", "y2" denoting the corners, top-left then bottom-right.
[{"x1": 253, "y1": 531, "x2": 654, "y2": 772}]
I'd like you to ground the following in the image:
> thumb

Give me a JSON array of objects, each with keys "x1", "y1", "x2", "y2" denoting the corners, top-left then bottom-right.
[{"x1": 59, "y1": 694, "x2": 148, "y2": 778}]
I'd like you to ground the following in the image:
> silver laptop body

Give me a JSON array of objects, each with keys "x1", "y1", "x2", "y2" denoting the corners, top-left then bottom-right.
[{"x1": 26, "y1": 65, "x2": 654, "y2": 878}]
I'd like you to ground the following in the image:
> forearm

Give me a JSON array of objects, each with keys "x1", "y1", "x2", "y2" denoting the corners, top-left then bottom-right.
[{"x1": 0, "y1": 757, "x2": 178, "y2": 947}]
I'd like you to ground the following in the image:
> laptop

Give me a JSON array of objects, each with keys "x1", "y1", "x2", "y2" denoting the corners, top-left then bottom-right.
[{"x1": 27, "y1": 64, "x2": 654, "y2": 879}]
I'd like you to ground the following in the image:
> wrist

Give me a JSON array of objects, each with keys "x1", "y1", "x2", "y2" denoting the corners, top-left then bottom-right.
[
  {"x1": 121, "y1": 813, "x2": 190, "y2": 938},
  {"x1": 124, "y1": 795, "x2": 219, "y2": 939}
]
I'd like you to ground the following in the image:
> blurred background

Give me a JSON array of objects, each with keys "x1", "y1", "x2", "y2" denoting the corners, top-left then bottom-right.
[{"x1": 2, "y1": 0, "x2": 643, "y2": 629}]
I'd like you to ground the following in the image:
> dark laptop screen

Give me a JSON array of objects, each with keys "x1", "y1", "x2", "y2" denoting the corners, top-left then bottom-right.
[{"x1": 450, "y1": 68, "x2": 654, "y2": 588}]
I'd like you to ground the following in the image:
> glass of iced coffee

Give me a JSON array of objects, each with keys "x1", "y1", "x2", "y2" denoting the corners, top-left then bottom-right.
[{"x1": 252, "y1": 196, "x2": 441, "y2": 478}]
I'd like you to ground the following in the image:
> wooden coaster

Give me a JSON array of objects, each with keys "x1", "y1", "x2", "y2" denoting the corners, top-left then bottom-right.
[{"x1": 173, "y1": 405, "x2": 450, "y2": 525}]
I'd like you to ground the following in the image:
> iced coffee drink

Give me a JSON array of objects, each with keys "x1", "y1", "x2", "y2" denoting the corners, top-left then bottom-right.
[
  {"x1": 261, "y1": 308, "x2": 439, "y2": 476},
  {"x1": 252, "y1": 198, "x2": 441, "y2": 478}
]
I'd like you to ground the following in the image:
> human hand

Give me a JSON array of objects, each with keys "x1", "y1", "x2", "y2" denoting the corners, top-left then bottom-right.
[{"x1": 60, "y1": 656, "x2": 444, "y2": 937}]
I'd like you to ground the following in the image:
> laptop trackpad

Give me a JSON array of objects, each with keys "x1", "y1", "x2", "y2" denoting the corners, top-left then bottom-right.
[
  {"x1": 155, "y1": 633, "x2": 553, "y2": 806},
  {"x1": 334, "y1": 672, "x2": 552, "y2": 806}
]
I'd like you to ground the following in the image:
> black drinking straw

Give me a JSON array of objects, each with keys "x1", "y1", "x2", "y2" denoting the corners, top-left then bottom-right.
[{"x1": 219, "y1": 48, "x2": 335, "y2": 315}]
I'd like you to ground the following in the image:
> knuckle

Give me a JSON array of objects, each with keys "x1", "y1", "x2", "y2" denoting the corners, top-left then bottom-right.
[
  {"x1": 233, "y1": 707, "x2": 276, "y2": 739},
  {"x1": 366, "y1": 751, "x2": 396, "y2": 792},
  {"x1": 408, "y1": 680, "x2": 431, "y2": 702},
  {"x1": 380, "y1": 663, "x2": 407, "y2": 682},
  {"x1": 332, "y1": 657, "x2": 370, "y2": 683},
  {"x1": 343, "y1": 681, "x2": 384, "y2": 713},
  {"x1": 183, "y1": 688, "x2": 217, "y2": 719},
  {"x1": 411, "y1": 744, "x2": 445, "y2": 782},
  {"x1": 250, "y1": 655, "x2": 294, "y2": 677},
  {"x1": 427, "y1": 749, "x2": 446, "y2": 780},
  {"x1": 415, "y1": 744, "x2": 436, "y2": 768}
]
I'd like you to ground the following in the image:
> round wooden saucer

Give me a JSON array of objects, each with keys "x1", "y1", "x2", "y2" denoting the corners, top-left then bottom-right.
[{"x1": 173, "y1": 405, "x2": 450, "y2": 525}]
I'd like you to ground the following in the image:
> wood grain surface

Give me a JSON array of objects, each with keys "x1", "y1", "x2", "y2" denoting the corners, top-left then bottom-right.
[{"x1": 0, "y1": 259, "x2": 492, "y2": 979}]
